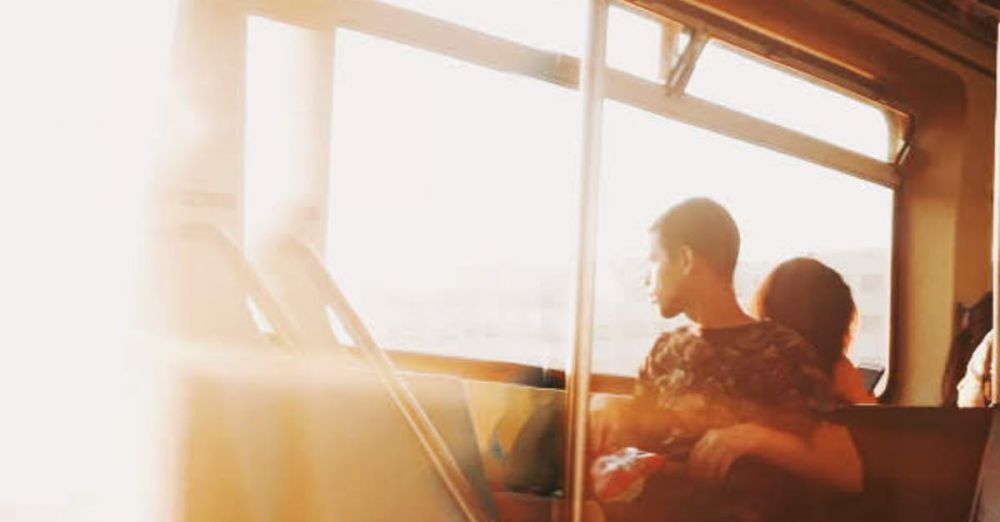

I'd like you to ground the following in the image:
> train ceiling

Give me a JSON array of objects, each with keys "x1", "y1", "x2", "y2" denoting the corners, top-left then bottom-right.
[{"x1": 905, "y1": 0, "x2": 1000, "y2": 43}]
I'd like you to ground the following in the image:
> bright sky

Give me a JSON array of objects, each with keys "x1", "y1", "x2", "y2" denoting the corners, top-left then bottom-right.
[
  {"x1": 687, "y1": 40, "x2": 891, "y2": 160},
  {"x1": 0, "y1": 0, "x2": 178, "y2": 520},
  {"x1": 321, "y1": 30, "x2": 892, "y2": 265},
  {"x1": 599, "y1": 99, "x2": 894, "y2": 264},
  {"x1": 326, "y1": 29, "x2": 579, "y2": 282}
]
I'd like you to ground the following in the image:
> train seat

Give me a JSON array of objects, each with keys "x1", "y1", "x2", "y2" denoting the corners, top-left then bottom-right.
[
  {"x1": 467, "y1": 384, "x2": 997, "y2": 522},
  {"x1": 178, "y1": 354, "x2": 497, "y2": 522},
  {"x1": 967, "y1": 406, "x2": 1000, "y2": 522},
  {"x1": 831, "y1": 406, "x2": 991, "y2": 522}
]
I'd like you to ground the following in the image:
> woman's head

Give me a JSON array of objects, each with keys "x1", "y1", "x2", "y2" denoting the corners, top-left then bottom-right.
[{"x1": 753, "y1": 258, "x2": 857, "y2": 373}]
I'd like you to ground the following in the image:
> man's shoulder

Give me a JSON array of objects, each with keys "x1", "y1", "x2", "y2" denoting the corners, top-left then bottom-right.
[
  {"x1": 674, "y1": 320, "x2": 815, "y2": 366},
  {"x1": 752, "y1": 320, "x2": 811, "y2": 347},
  {"x1": 651, "y1": 324, "x2": 702, "y2": 351},
  {"x1": 731, "y1": 320, "x2": 817, "y2": 359},
  {"x1": 651, "y1": 321, "x2": 805, "y2": 346},
  {"x1": 647, "y1": 321, "x2": 814, "y2": 363}
]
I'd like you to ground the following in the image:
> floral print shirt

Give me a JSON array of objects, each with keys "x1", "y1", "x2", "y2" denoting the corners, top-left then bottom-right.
[
  {"x1": 637, "y1": 321, "x2": 835, "y2": 437},
  {"x1": 620, "y1": 321, "x2": 837, "y2": 522}
]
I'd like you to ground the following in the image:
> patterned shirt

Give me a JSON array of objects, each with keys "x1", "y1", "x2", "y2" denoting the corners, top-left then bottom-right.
[
  {"x1": 637, "y1": 321, "x2": 835, "y2": 435},
  {"x1": 620, "y1": 321, "x2": 837, "y2": 522}
]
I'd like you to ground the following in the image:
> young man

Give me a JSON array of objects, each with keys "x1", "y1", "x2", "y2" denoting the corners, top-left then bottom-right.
[{"x1": 590, "y1": 198, "x2": 862, "y2": 521}]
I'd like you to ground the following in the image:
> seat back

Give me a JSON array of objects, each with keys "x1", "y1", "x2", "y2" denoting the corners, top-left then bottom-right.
[
  {"x1": 832, "y1": 406, "x2": 991, "y2": 522},
  {"x1": 179, "y1": 355, "x2": 496, "y2": 522},
  {"x1": 466, "y1": 395, "x2": 994, "y2": 521},
  {"x1": 404, "y1": 372, "x2": 498, "y2": 518},
  {"x1": 969, "y1": 407, "x2": 1000, "y2": 521}
]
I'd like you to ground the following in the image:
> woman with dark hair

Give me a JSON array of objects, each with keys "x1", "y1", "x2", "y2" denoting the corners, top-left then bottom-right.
[{"x1": 753, "y1": 257, "x2": 876, "y2": 405}]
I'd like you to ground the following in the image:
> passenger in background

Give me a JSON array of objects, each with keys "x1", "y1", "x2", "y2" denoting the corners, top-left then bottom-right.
[
  {"x1": 590, "y1": 198, "x2": 862, "y2": 522},
  {"x1": 752, "y1": 258, "x2": 877, "y2": 405},
  {"x1": 957, "y1": 329, "x2": 995, "y2": 407},
  {"x1": 943, "y1": 292, "x2": 992, "y2": 406}
]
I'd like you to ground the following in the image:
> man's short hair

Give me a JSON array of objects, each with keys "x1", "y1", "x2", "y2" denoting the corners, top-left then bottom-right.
[{"x1": 649, "y1": 197, "x2": 740, "y2": 278}]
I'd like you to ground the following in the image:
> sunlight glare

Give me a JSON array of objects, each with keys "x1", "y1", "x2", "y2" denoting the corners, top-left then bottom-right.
[
  {"x1": 325, "y1": 30, "x2": 579, "y2": 367},
  {"x1": 0, "y1": 0, "x2": 179, "y2": 521}
]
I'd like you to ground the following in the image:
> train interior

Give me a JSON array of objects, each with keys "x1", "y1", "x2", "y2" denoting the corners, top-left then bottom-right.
[{"x1": 5, "y1": 0, "x2": 1000, "y2": 521}]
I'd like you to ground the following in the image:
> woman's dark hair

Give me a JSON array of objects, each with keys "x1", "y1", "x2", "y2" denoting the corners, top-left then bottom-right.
[{"x1": 753, "y1": 258, "x2": 857, "y2": 375}]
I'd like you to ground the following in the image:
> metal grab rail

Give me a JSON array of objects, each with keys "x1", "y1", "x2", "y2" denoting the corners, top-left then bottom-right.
[
  {"x1": 566, "y1": 2, "x2": 609, "y2": 521},
  {"x1": 259, "y1": 237, "x2": 493, "y2": 522},
  {"x1": 155, "y1": 223, "x2": 306, "y2": 351}
]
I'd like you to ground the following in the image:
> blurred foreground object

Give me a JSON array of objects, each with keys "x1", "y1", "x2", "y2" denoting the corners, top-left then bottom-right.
[{"x1": 177, "y1": 353, "x2": 496, "y2": 522}]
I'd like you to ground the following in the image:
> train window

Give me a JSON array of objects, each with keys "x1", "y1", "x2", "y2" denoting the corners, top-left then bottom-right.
[
  {"x1": 377, "y1": 0, "x2": 585, "y2": 56},
  {"x1": 593, "y1": 100, "x2": 894, "y2": 379},
  {"x1": 324, "y1": 29, "x2": 578, "y2": 367},
  {"x1": 687, "y1": 40, "x2": 892, "y2": 161},
  {"x1": 246, "y1": 5, "x2": 901, "y2": 383},
  {"x1": 606, "y1": 5, "x2": 663, "y2": 82}
]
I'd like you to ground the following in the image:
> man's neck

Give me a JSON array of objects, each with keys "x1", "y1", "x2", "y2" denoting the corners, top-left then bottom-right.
[{"x1": 686, "y1": 283, "x2": 755, "y2": 329}]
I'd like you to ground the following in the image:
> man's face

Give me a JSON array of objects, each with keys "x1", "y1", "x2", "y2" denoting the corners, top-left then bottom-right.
[{"x1": 645, "y1": 234, "x2": 687, "y2": 319}]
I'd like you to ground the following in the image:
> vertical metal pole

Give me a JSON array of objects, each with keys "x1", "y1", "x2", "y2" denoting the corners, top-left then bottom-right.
[
  {"x1": 566, "y1": 1, "x2": 608, "y2": 521},
  {"x1": 992, "y1": 20, "x2": 999, "y2": 406}
]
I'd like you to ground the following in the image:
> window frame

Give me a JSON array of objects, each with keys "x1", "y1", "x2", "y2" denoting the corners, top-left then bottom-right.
[
  {"x1": 629, "y1": 0, "x2": 914, "y2": 166},
  {"x1": 245, "y1": 0, "x2": 902, "y2": 186},
  {"x1": 240, "y1": 0, "x2": 903, "y2": 394}
]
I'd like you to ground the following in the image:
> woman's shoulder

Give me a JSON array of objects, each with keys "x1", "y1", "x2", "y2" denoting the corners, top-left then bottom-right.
[{"x1": 832, "y1": 356, "x2": 877, "y2": 405}]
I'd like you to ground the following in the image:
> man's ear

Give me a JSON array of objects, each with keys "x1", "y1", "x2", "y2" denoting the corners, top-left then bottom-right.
[{"x1": 678, "y1": 245, "x2": 694, "y2": 276}]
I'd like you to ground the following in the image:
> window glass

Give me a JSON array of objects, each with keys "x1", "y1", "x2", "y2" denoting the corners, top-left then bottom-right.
[
  {"x1": 595, "y1": 100, "x2": 893, "y2": 377},
  {"x1": 606, "y1": 5, "x2": 663, "y2": 82},
  {"x1": 687, "y1": 40, "x2": 892, "y2": 161},
  {"x1": 378, "y1": 0, "x2": 585, "y2": 56},
  {"x1": 325, "y1": 30, "x2": 579, "y2": 367},
  {"x1": 677, "y1": 30, "x2": 691, "y2": 53}
]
